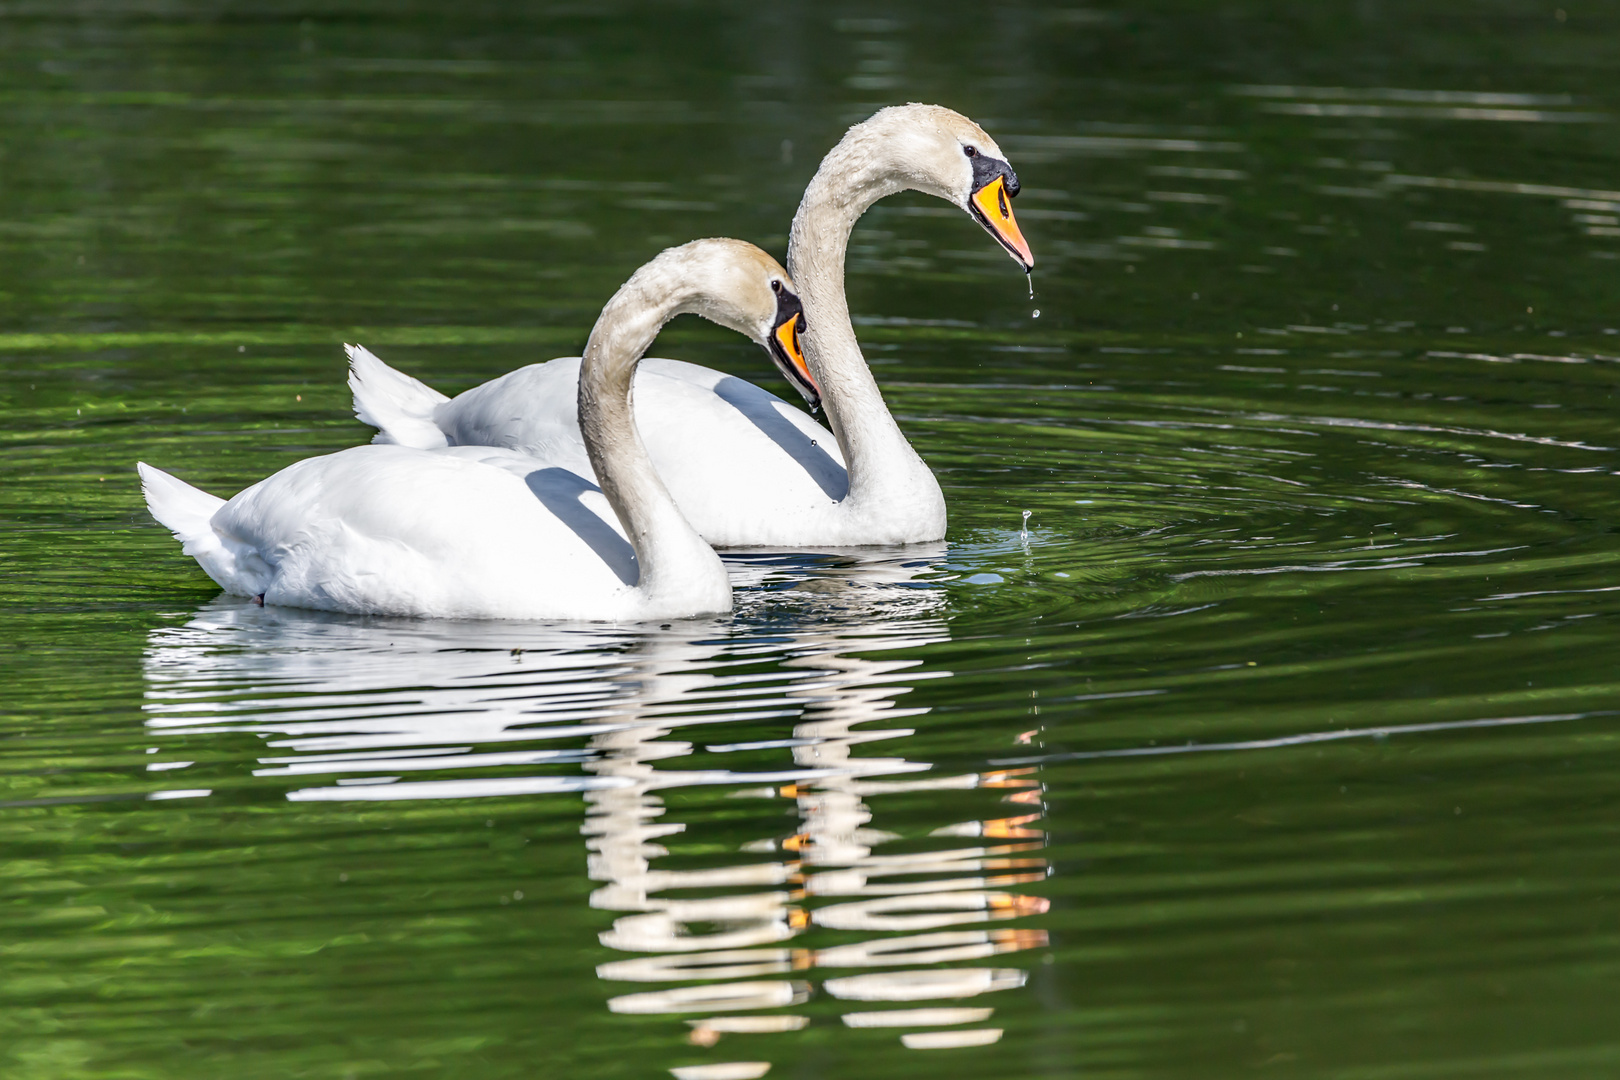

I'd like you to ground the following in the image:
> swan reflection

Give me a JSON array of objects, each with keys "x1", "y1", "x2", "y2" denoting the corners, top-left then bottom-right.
[{"x1": 140, "y1": 550, "x2": 1048, "y2": 1072}]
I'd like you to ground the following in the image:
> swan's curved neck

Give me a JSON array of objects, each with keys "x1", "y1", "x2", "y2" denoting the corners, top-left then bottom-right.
[
  {"x1": 579, "y1": 270, "x2": 729, "y2": 612},
  {"x1": 788, "y1": 135, "x2": 944, "y2": 529}
]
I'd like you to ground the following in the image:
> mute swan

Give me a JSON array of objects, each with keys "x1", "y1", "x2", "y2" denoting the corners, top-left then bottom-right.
[
  {"x1": 349, "y1": 104, "x2": 1033, "y2": 547},
  {"x1": 136, "y1": 240, "x2": 803, "y2": 621}
]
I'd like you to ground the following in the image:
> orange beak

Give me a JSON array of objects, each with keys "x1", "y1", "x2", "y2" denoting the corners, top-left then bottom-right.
[
  {"x1": 970, "y1": 174, "x2": 1034, "y2": 270},
  {"x1": 776, "y1": 313, "x2": 812, "y2": 388},
  {"x1": 768, "y1": 310, "x2": 820, "y2": 411}
]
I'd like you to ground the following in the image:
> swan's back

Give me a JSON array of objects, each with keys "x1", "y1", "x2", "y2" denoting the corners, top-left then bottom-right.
[{"x1": 433, "y1": 356, "x2": 849, "y2": 547}]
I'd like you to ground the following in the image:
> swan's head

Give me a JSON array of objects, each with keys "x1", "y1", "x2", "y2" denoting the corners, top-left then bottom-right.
[
  {"x1": 853, "y1": 104, "x2": 1034, "y2": 271},
  {"x1": 657, "y1": 238, "x2": 819, "y2": 410}
]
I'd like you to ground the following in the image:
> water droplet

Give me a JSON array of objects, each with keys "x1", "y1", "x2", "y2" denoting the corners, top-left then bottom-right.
[
  {"x1": 1026, "y1": 272, "x2": 1034, "y2": 300},
  {"x1": 1031, "y1": 309, "x2": 1041, "y2": 319}
]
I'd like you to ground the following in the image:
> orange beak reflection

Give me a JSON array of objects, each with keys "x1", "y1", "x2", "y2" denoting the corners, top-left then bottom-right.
[{"x1": 970, "y1": 174, "x2": 1034, "y2": 270}]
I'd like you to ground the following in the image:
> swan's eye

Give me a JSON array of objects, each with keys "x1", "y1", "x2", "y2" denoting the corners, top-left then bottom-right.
[
  {"x1": 770, "y1": 279, "x2": 782, "y2": 293},
  {"x1": 963, "y1": 146, "x2": 978, "y2": 158}
]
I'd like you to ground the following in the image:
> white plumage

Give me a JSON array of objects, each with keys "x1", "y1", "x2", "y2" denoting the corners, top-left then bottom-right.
[
  {"x1": 144, "y1": 445, "x2": 643, "y2": 619},
  {"x1": 354, "y1": 348, "x2": 850, "y2": 548}
]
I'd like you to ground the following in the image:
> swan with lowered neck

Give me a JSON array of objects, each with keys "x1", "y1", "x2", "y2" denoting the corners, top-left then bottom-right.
[
  {"x1": 348, "y1": 104, "x2": 1033, "y2": 547},
  {"x1": 136, "y1": 240, "x2": 801, "y2": 621}
]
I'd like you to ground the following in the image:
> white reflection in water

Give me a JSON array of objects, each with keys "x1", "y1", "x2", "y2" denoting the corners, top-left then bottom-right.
[{"x1": 141, "y1": 550, "x2": 1049, "y2": 1069}]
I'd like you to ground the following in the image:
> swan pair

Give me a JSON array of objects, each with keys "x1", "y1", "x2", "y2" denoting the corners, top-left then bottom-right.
[{"x1": 140, "y1": 104, "x2": 1034, "y2": 621}]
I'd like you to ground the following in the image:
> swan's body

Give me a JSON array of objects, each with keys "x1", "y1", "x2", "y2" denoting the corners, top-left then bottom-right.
[
  {"x1": 352, "y1": 350, "x2": 850, "y2": 549},
  {"x1": 139, "y1": 240, "x2": 803, "y2": 621},
  {"x1": 351, "y1": 104, "x2": 1033, "y2": 548},
  {"x1": 140, "y1": 444, "x2": 652, "y2": 619}
]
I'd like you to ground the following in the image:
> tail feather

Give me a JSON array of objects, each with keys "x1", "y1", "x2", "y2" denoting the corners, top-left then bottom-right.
[
  {"x1": 138, "y1": 461, "x2": 224, "y2": 551},
  {"x1": 137, "y1": 462, "x2": 262, "y2": 596},
  {"x1": 347, "y1": 343, "x2": 451, "y2": 449}
]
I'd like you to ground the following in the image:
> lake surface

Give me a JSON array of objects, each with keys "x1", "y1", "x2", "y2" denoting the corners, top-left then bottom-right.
[{"x1": 4, "y1": 3, "x2": 1620, "y2": 1078}]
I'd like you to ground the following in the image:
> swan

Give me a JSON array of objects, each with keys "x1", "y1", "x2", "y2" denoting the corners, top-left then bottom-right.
[
  {"x1": 136, "y1": 239, "x2": 804, "y2": 621},
  {"x1": 348, "y1": 104, "x2": 1033, "y2": 547}
]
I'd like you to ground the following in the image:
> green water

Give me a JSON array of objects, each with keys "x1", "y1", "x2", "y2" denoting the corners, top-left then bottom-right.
[{"x1": 4, "y1": 3, "x2": 1620, "y2": 1077}]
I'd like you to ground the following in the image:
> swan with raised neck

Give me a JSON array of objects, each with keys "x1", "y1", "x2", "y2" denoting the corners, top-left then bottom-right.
[
  {"x1": 138, "y1": 239, "x2": 803, "y2": 620},
  {"x1": 578, "y1": 238, "x2": 798, "y2": 614},
  {"x1": 788, "y1": 104, "x2": 1033, "y2": 543}
]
